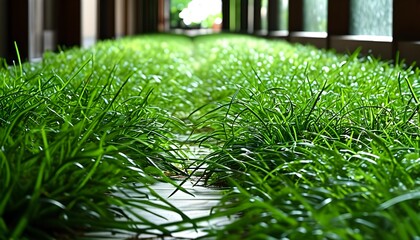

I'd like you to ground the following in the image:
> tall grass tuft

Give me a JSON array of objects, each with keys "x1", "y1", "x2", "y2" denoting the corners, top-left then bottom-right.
[
  {"x1": 190, "y1": 35, "x2": 420, "y2": 239},
  {"x1": 0, "y1": 36, "x2": 195, "y2": 239}
]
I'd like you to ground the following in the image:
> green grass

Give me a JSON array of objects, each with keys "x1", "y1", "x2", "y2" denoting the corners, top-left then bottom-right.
[
  {"x1": 192, "y1": 36, "x2": 420, "y2": 239},
  {"x1": 0, "y1": 35, "x2": 196, "y2": 239},
  {"x1": 1, "y1": 33, "x2": 420, "y2": 239}
]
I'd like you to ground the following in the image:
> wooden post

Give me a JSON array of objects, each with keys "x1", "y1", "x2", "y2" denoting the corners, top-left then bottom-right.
[
  {"x1": 43, "y1": 0, "x2": 57, "y2": 51},
  {"x1": 134, "y1": 0, "x2": 159, "y2": 33},
  {"x1": 222, "y1": 0, "x2": 230, "y2": 31},
  {"x1": 268, "y1": 0, "x2": 279, "y2": 32},
  {"x1": 288, "y1": 0, "x2": 303, "y2": 33},
  {"x1": 144, "y1": 0, "x2": 159, "y2": 33},
  {"x1": 0, "y1": 0, "x2": 9, "y2": 61},
  {"x1": 55, "y1": 0, "x2": 82, "y2": 47},
  {"x1": 98, "y1": 0, "x2": 116, "y2": 40},
  {"x1": 327, "y1": 0, "x2": 350, "y2": 48},
  {"x1": 2, "y1": 0, "x2": 29, "y2": 63},
  {"x1": 240, "y1": 0, "x2": 249, "y2": 32},
  {"x1": 393, "y1": 0, "x2": 420, "y2": 64},
  {"x1": 125, "y1": 0, "x2": 136, "y2": 35},
  {"x1": 158, "y1": 0, "x2": 170, "y2": 32},
  {"x1": 253, "y1": 0, "x2": 262, "y2": 32},
  {"x1": 393, "y1": 0, "x2": 420, "y2": 42}
]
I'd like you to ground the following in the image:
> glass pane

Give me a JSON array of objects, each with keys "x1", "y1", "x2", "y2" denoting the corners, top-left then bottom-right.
[
  {"x1": 262, "y1": 0, "x2": 287, "y2": 31},
  {"x1": 279, "y1": 0, "x2": 288, "y2": 30},
  {"x1": 170, "y1": 0, "x2": 222, "y2": 29},
  {"x1": 350, "y1": 0, "x2": 392, "y2": 36},
  {"x1": 303, "y1": 0, "x2": 327, "y2": 32},
  {"x1": 261, "y1": 0, "x2": 268, "y2": 31}
]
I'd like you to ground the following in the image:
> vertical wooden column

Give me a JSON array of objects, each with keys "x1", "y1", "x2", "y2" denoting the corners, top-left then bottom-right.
[
  {"x1": 125, "y1": 0, "x2": 136, "y2": 35},
  {"x1": 240, "y1": 0, "x2": 249, "y2": 32},
  {"x1": 288, "y1": 0, "x2": 303, "y2": 33},
  {"x1": 134, "y1": 0, "x2": 159, "y2": 33},
  {"x1": 253, "y1": 0, "x2": 262, "y2": 32},
  {"x1": 124, "y1": 0, "x2": 129, "y2": 35},
  {"x1": 267, "y1": 0, "x2": 279, "y2": 32},
  {"x1": 222, "y1": 0, "x2": 230, "y2": 31},
  {"x1": 158, "y1": 0, "x2": 170, "y2": 32},
  {"x1": 98, "y1": 0, "x2": 116, "y2": 40},
  {"x1": 393, "y1": 0, "x2": 420, "y2": 42},
  {"x1": 55, "y1": 0, "x2": 82, "y2": 47},
  {"x1": 2, "y1": 0, "x2": 29, "y2": 63},
  {"x1": 327, "y1": 0, "x2": 350, "y2": 35},
  {"x1": 0, "y1": 0, "x2": 9, "y2": 61},
  {"x1": 132, "y1": 0, "x2": 143, "y2": 33},
  {"x1": 393, "y1": 0, "x2": 420, "y2": 64},
  {"x1": 115, "y1": 0, "x2": 125, "y2": 37},
  {"x1": 44, "y1": 0, "x2": 56, "y2": 51},
  {"x1": 144, "y1": 0, "x2": 159, "y2": 32},
  {"x1": 327, "y1": 0, "x2": 350, "y2": 48}
]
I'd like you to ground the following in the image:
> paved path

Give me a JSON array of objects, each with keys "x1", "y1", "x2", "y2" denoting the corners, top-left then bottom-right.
[{"x1": 85, "y1": 180, "x2": 230, "y2": 239}]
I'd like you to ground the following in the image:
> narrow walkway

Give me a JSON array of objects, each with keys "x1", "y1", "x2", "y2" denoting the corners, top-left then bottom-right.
[
  {"x1": 85, "y1": 180, "x2": 230, "y2": 239},
  {"x1": 134, "y1": 181, "x2": 230, "y2": 239},
  {"x1": 84, "y1": 144, "x2": 232, "y2": 239}
]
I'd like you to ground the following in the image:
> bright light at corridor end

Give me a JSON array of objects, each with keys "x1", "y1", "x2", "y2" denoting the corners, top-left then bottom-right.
[{"x1": 179, "y1": 0, "x2": 222, "y2": 26}]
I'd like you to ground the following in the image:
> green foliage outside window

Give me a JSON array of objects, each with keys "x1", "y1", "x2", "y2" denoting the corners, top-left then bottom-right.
[
  {"x1": 279, "y1": 0, "x2": 288, "y2": 30},
  {"x1": 303, "y1": 0, "x2": 327, "y2": 32},
  {"x1": 350, "y1": 0, "x2": 392, "y2": 36},
  {"x1": 170, "y1": 0, "x2": 191, "y2": 28},
  {"x1": 170, "y1": 0, "x2": 222, "y2": 29}
]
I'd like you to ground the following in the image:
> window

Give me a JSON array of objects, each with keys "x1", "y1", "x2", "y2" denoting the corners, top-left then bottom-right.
[
  {"x1": 303, "y1": 0, "x2": 327, "y2": 32},
  {"x1": 350, "y1": 0, "x2": 392, "y2": 36},
  {"x1": 170, "y1": 0, "x2": 190, "y2": 28},
  {"x1": 261, "y1": 0, "x2": 268, "y2": 31},
  {"x1": 170, "y1": 0, "x2": 222, "y2": 29},
  {"x1": 279, "y1": 0, "x2": 288, "y2": 31}
]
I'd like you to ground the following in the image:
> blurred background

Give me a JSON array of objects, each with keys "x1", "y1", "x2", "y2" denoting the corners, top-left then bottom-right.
[{"x1": 1, "y1": 0, "x2": 419, "y2": 65}]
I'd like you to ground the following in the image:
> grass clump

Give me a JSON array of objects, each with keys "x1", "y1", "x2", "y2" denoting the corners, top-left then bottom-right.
[
  {"x1": 0, "y1": 35, "x2": 196, "y2": 239},
  {"x1": 1, "y1": 33, "x2": 420, "y2": 239},
  {"x1": 193, "y1": 36, "x2": 420, "y2": 239}
]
